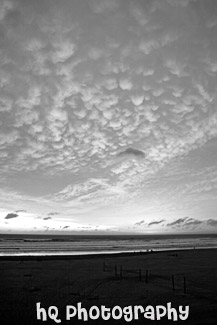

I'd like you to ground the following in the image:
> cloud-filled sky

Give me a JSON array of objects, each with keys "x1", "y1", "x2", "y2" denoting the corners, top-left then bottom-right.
[{"x1": 1, "y1": 0, "x2": 217, "y2": 234}]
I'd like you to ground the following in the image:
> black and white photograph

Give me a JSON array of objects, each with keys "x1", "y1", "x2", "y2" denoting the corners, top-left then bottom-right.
[{"x1": 0, "y1": 0, "x2": 217, "y2": 324}]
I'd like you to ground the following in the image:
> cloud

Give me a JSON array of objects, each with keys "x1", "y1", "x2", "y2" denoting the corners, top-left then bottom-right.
[
  {"x1": 143, "y1": 69, "x2": 154, "y2": 76},
  {"x1": 206, "y1": 16, "x2": 217, "y2": 29},
  {"x1": 195, "y1": 84, "x2": 213, "y2": 103},
  {"x1": 0, "y1": 97, "x2": 12, "y2": 112},
  {"x1": 165, "y1": 59, "x2": 187, "y2": 77},
  {"x1": 89, "y1": 0, "x2": 119, "y2": 14},
  {"x1": 117, "y1": 148, "x2": 145, "y2": 159},
  {"x1": 148, "y1": 220, "x2": 165, "y2": 226},
  {"x1": 166, "y1": 0, "x2": 191, "y2": 7},
  {"x1": 51, "y1": 40, "x2": 76, "y2": 63},
  {"x1": 131, "y1": 94, "x2": 144, "y2": 106},
  {"x1": 167, "y1": 217, "x2": 188, "y2": 227},
  {"x1": 111, "y1": 161, "x2": 132, "y2": 175},
  {"x1": 119, "y1": 79, "x2": 133, "y2": 90},
  {"x1": 88, "y1": 48, "x2": 103, "y2": 60},
  {"x1": 205, "y1": 59, "x2": 217, "y2": 74},
  {"x1": 48, "y1": 212, "x2": 59, "y2": 216},
  {"x1": 102, "y1": 78, "x2": 118, "y2": 90},
  {"x1": 130, "y1": 3, "x2": 149, "y2": 26},
  {"x1": 0, "y1": 131, "x2": 19, "y2": 147},
  {"x1": 139, "y1": 39, "x2": 160, "y2": 55},
  {"x1": 184, "y1": 219, "x2": 203, "y2": 226},
  {"x1": 0, "y1": 0, "x2": 14, "y2": 22},
  {"x1": 5, "y1": 213, "x2": 18, "y2": 219},
  {"x1": 135, "y1": 220, "x2": 144, "y2": 226},
  {"x1": 167, "y1": 217, "x2": 204, "y2": 229},
  {"x1": 207, "y1": 219, "x2": 217, "y2": 227}
]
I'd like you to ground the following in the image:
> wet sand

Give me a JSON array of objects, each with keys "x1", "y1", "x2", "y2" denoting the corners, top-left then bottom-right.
[{"x1": 0, "y1": 249, "x2": 217, "y2": 324}]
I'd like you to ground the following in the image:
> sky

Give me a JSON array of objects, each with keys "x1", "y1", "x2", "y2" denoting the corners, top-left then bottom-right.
[{"x1": 1, "y1": 0, "x2": 217, "y2": 234}]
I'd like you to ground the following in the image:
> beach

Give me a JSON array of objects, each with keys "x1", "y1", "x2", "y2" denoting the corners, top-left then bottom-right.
[{"x1": 0, "y1": 249, "x2": 217, "y2": 324}]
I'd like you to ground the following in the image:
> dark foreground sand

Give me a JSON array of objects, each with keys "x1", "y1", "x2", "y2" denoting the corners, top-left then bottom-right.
[{"x1": 0, "y1": 249, "x2": 217, "y2": 324}]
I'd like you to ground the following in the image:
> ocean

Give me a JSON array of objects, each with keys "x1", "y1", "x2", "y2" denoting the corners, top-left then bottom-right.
[{"x1": 0, "y1": 233, "x2": 217, "y2": 256}]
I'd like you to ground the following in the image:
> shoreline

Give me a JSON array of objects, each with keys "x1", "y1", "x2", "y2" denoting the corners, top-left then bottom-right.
[{"x1": 0, "y1": 246, "x2": 216, "y2": 261}]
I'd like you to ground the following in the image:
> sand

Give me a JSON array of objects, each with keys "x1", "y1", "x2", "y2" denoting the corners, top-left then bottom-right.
[{"x1": 0, "y1": 249, "x2": 217, "y2": 324}]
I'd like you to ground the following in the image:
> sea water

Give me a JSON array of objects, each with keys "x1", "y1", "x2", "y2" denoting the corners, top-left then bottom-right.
[{"x1": 0, "y1": 234, "x2": 217, "y2": 256}]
